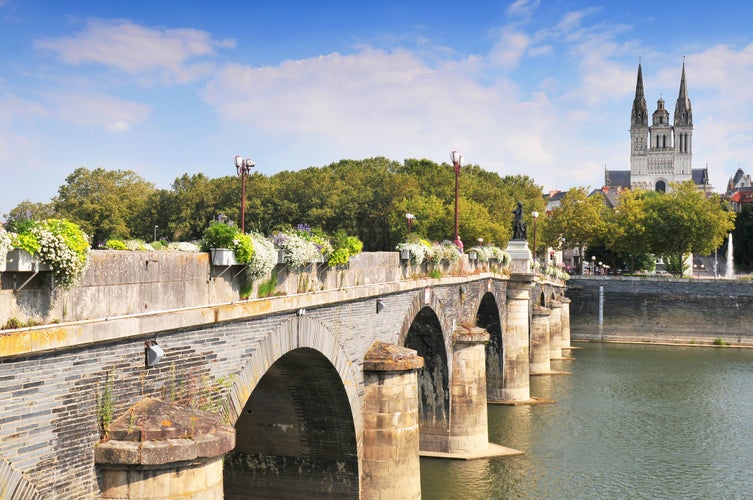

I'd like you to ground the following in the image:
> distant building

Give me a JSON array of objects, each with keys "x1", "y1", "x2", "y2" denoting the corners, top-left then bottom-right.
[
  {"x1": 725, "y1": 168, "x2": 753, "y2": 212},
  {"x1": 605, "y1": 62, "x2": 712, "y2": 194}
]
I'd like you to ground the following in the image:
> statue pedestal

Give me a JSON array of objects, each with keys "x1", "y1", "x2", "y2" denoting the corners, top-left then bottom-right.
[{"x1": 505, "y1": 239, "x2": 532, "y2": 274}]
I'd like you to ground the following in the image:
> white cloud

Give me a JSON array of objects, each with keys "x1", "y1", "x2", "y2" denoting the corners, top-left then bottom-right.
[
  {"x1": 47, "y1": 93, "x2": 150, "y2": 131},
  {"x1": 507, "y1": 0, "x2": 540, "y2": 19},
  {"x1": 34, "y1": 18, "x2": 235, "y2": 84},
  {"x1": 488, "y1": 29, "x2": 531, "y2": 70}
]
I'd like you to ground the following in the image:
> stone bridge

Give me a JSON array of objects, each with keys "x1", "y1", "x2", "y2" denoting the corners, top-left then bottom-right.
[{"x1": 0, "y1": 251, "x2": 568, "y2": 499}]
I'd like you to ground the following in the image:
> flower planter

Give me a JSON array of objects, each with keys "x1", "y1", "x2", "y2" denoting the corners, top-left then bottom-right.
[
  {"x1": 468, "y1": 252, "x2": 477, "y2": 261},
  {"x1": 400, "y1": 250, "x2": 411, "y2": 261},
  {"x1": 276, "y1": 250, "x2": 286, "y2": 265},
  {"x1": 210, "y1": 248, "x2": 237, "y2": 266},
  {"x1": 5, "y1": 249, "x2": 50, "y2": 272},
  {"x1": 0, "y1": 257, "x2": 5, "y2": 273}
]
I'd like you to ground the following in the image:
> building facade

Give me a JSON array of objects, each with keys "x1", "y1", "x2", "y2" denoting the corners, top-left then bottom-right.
[{"x1": 605, "y1": 62, "x2": 711, "y2": 193}]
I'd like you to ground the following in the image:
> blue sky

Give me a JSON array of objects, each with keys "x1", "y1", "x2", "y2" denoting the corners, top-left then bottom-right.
[{"x1": 2, "y1": 0, "x2": 753, "y2": 216}]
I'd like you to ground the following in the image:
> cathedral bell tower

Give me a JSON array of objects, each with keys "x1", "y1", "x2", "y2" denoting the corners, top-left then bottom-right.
[
  {"x1": 673, "y1": 60, "x2": 693, "y2": 175},
  {"x1": 630, "y1": 64, "x2": 649, "y2": 177}
]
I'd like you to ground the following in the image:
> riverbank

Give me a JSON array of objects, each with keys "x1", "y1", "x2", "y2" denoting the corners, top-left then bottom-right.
[{"x1": 565, "y1": 277, "x2": 753, "y2": 346}]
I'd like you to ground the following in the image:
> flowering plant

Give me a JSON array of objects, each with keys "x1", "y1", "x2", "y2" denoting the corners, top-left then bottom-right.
[
  {"x1": 546, "y1": 265, "x2": 569, "y2": 281},
  {"x1": 396, "y1": 240, "x2": 430, "y2": 266},
  {"x1": 200, "y1": 220, "x2": 253, "y2": 264},
  {"x1": 327, "y1": 231, "x2": 363, "y2": 267},
  {"x1": 0, "y1": 227, "x2": 12, "y2": 264},
  {"x1": 167, "y1": 241, "x2": 200, "y2": 252},
  {"x1": 245, "y1": 232, "x2": 276, "y2": 282},
  {"x1": 8, "y1": 219, "x2": 90, "y2": 289},
  {"x1": 271, "y1": 225, "x2": 331, "y2": 268}
]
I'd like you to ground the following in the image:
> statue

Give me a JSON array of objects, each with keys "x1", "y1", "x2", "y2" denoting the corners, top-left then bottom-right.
[{"x1": 512, "y1": 201, "x2": 527, "y2": 240}]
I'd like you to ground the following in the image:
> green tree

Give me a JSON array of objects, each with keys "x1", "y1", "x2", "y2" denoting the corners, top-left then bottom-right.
[
  {"x1": 4, "y1": 200, "x2": 57, "y2": 227},
  {"x1": 643, "y1": 182, "x2": 735, "y2": 276},
  {"x1": 542, "y1": 187, "x2": 607, "y2": 271},
  {"x1": 53, "y1": 167, "x2": 155, "y2": 245}
]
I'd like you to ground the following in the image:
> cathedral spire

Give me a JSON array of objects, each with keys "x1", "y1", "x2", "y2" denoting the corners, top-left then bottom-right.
[
  {"x1": 674, "y1": 59, "x2": 692, "y2": 126},
  {"x1": 631, "y1": 63, "x2": 648, "y2": 126}
]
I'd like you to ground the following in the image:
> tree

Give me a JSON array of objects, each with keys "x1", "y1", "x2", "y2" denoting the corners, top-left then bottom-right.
[
  {"x1": 642, "y1": 181, "x2": 735, "y2": 276},
  {"x1": 53, "y1": 167, "x2": 155, "y2": 245},
  {"x1": 543, "y1": 187, "x2": 607, "y2": 271},
  {"x1": 4, "y1": 200, "x2": 57, "y2": 227},
  {"x1": 601, "y1": 189, "x2": 653, "y2": 272}
]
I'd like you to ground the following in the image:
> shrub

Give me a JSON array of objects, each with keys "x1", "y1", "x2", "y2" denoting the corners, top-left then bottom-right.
[
  {"x1": 233, "y1": 233, "x2": 254, "y2": 264},
  {"x1": 105, "y1": 239, "x2": 127, "y2": 250},
  {"x1": 201, "y1": 221, "x2": 238, "y2": 251}
]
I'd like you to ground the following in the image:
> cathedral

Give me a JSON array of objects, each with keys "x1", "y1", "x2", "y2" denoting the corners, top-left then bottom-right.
[{"x1": 604, "y1": 62, "x2": 711, "y2": 193}]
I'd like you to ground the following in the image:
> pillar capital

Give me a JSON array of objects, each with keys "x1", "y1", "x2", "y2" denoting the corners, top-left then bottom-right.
[
  {"x1": 363, "y1": 340, "x2": 424, "y2": 372},
  {"x1": 452, "y1": 325, "x2": 490, "y2": 345}
]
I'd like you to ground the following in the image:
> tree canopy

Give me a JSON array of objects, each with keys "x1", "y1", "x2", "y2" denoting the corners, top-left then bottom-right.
[{"x1": 7, "y1": 159, "x2": 545, "y2": 251}]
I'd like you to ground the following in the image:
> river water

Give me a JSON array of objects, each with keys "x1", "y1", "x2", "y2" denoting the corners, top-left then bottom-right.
[{"x1": 421, "y1": 343, "x2": 753, "y2": 499}]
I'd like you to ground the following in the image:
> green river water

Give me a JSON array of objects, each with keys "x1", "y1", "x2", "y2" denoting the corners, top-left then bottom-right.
[{"x1": 420, "y1": 343, "x2": 753, "y2": 499}]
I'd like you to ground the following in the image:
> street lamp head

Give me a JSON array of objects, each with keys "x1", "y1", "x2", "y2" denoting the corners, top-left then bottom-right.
[
  {"x1": 532, "y1": 211, "x2": 539, "y2": 219},
  {"x1": 405, "y1": 213, "x2": 415, "y2": 221},
  {"x1": 235, "y1": 156, "x2": 255, "y2": 175},
  {"x1": 450, "y1": 150, "x2": 463, "y2": 166}
]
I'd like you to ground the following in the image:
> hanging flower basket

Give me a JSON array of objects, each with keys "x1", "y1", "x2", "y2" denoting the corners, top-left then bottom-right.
[
  {"x1": 5, "y1": 249, "x2": 50, "y2": 272},
  {"x1": 210, "y1": 248, "x2": 238, "y2": 266}
]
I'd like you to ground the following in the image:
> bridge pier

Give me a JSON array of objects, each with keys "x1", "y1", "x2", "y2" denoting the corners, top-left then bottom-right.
[
  {"x1": 490, "y1": 275, "x2": 533, "y2": 402},
  {"x1": 448, "y1": 326, "x2": 490, "y2": 453},
  {"x1": 95, "y1": 398, "x2": 235, "y2": 499},
  {"x1": 362, "y1": 342, "x2": 423, "y2": 500},
  {"x1": 529, "y1": 304, "x2": 552, "y2": 374},
  {"x1": 560, "y1": 297, "x2": 571, "y2": 348},
  {"x1": 549, "y1": 299, "x2": 563, "y2": 359}
]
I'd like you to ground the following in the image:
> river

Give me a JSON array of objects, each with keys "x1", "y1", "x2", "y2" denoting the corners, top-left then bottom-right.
[{"x1": 420, "y1": 343, "x2": 753, "y2": 499}]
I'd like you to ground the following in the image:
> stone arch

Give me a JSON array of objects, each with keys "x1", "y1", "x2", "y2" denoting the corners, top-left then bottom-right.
[
  {"x1": 397, "y1": 285, "x2": 451, "y2": 348},
  {"x1": 476, "y1": 290, "x2": 505, "y2": 400},
  {"x1": 224, "y1": 315, "x2": 360, "y2": 433},
  {"x1": 223, "y1": 316, "x2": 361, "y2": 499},
  {"x1": 0, "y1": 456, "x2": 43, "y2": 499}
]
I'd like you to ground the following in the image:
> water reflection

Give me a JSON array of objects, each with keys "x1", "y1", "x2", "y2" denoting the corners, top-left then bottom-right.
[{"x1": 421, "y1": 344, "x2": 753, "y2": 499}]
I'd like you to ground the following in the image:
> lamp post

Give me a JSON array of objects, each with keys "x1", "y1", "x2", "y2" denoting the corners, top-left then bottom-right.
[
  {"x1": 531, "y1": 211, "x2": 539, "y2": 262},
  {"x1": 153, "y1": 225, "x2": 158, "y2": 243},
  {"x1": 591, "y1": 255, "x2": 596, "y2": 276},
  {"x1": 450, "y1": 150, "x2": 463, "y2": 250},
  {"x1": 234, "y1": 155, "x2": 255, "y2": 233},
  {"x1": 405, "y1": 213, "x2": 415, "y2": 234}
]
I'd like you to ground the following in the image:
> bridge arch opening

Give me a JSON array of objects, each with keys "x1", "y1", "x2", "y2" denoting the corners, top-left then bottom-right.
[
  {"x1": 476, "y1": 292, "x2": 504, "y2": 397},
  {"x1": 404, "y1": 306, "x2": 450, "y2": 451},
  {"x1": 224, "y1": 347, "x2": 358, "y2": 499}
]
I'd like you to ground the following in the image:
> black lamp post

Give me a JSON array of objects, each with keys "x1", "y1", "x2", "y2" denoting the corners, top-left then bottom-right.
[
  {"x1": 450, "y1": 150, "x2": 463, "y2": 250},
  {"x1": 234, "y1": 155, "x2": 255, "y2": 233}
]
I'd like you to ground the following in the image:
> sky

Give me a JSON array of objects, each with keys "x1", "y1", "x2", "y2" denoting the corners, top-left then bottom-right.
[{"x1": 2, "y1": 0, "x2": 753, "y2": 216}]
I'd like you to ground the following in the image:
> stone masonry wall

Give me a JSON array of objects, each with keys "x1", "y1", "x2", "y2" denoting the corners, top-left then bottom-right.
[
  {"x1": 566, "y1": 277, "x2": 753, "y2": 345},
  {"x1": 0, "y1": 251, "x2": 402, "y2": 326},
  {"x1": 0, "y1": 274, "x2": 522, "y2": 498}
]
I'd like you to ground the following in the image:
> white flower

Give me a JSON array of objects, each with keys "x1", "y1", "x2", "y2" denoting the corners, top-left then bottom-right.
[{"x1": 246, "y1": 233, "x2": 275, "y2": 281}]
